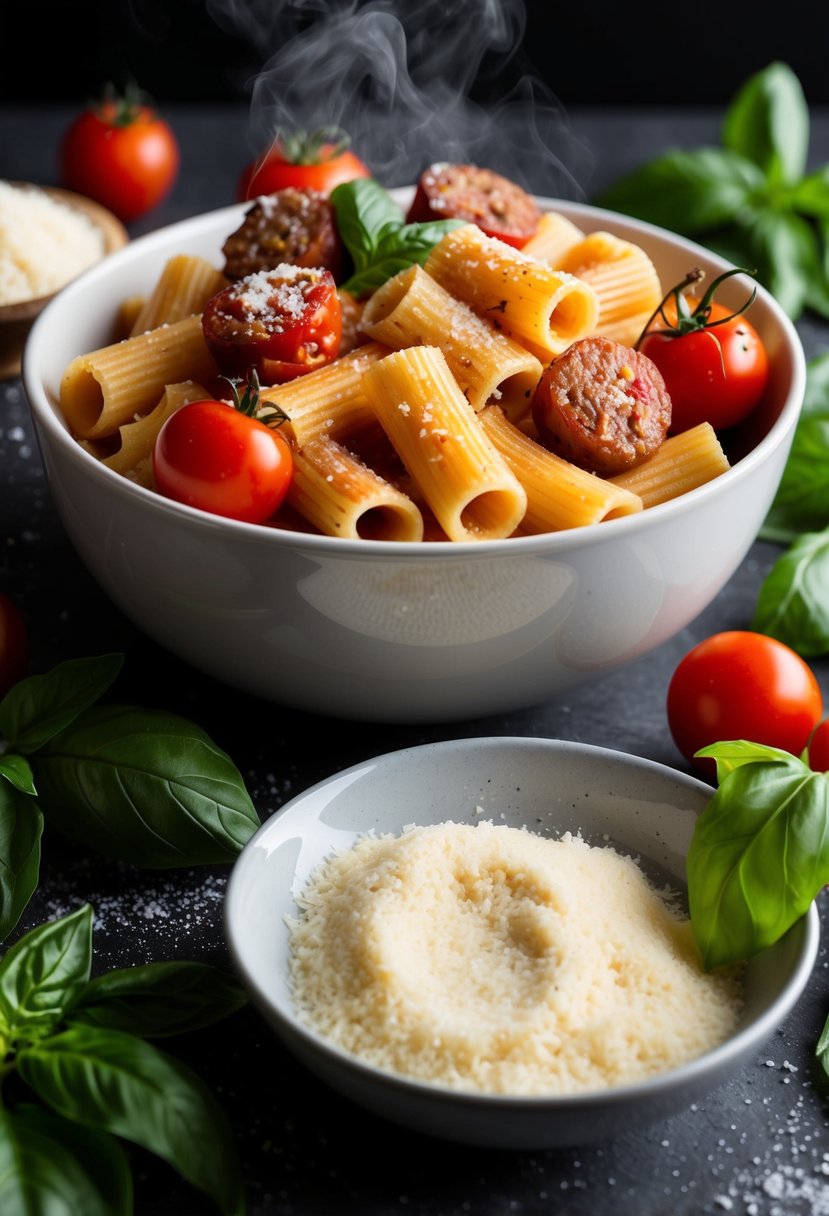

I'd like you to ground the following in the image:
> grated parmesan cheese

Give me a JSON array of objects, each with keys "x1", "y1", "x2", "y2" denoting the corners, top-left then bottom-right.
[
  {"x1": 0, "y1": 181, "x2": 106, "y2": 305},
  {"x1": 288, "y1": 820, "x2": 743, "y2": 1096}
]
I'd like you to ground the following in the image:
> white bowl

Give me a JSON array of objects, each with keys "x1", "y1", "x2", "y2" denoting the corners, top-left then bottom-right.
[
  {"x1": 224, "y1": 737, "x2": 819, "y2": 1148},
  {"x1": 22, "y1": 194, "x2": 806, "y2": 722}
]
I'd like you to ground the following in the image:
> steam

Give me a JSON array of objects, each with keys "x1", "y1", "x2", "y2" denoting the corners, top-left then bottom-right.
[{"x1": 204, "y1": 0, "x2": 592, "y2": 197}]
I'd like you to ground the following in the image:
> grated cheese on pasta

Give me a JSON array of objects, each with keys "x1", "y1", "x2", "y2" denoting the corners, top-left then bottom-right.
[
  {"x1": 288, "y1": 820, "x2": 743, "y2": 1096},
  {"x1": 0, "y1": 181, "x2": 105, "y2": 305}
]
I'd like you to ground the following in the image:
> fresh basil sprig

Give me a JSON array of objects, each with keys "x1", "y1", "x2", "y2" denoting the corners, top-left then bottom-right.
[
  {"x1": 0, "y1": 904, "x2": 246, "y2": 1215},
  {"x1": 686, "y1": 740, "x2": 829, "y2": 969},
  {"x1": 750, "y1": 352, "x2": 829, "y2": 654},
  {"x1": 596, "y1": 62, "x2": 829, "y2": 321},
  {"x1": 0, "y1": 654, "x2": 259, "y2": 942},
  {"x1": 331, "y1": 177, "x2": 465, "y2": 297}
]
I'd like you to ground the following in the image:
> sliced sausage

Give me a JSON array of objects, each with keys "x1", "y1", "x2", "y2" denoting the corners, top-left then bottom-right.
[
  {"x1": 222, "y1": 187, "x2": 342, "y2": 280},
  {"x1": 406, "y1": 163, "x2": 540, "y2": 248},
  {"x1": 532, "y1": 336, "x2": 672, "y2": 476}
]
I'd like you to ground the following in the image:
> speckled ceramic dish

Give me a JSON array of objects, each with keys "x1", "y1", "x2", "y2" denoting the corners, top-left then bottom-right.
[{"x1": 224, "y1": 737, "x2": 820, "y2": 1149}]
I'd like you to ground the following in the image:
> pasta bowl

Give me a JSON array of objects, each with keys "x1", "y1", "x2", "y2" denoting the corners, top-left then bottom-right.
[
  {"x1": 224, "y1": 737, "x2": 820, "y2": 1148},
  {"x1": 21, "y1": 192, "x2": 805, "y2": 722}
]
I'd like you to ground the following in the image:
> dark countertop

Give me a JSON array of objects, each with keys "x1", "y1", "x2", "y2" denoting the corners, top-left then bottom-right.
[{"x1": 3, "y1": 103, "x2": 829, "y2": 1215}]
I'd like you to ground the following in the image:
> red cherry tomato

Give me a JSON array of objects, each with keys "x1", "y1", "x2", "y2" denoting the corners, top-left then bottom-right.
[
  {"x1": 807, "y1": 720, "x2": 829, "y2": 771},
  {"x1": 637, "y1": 268, "x2": 769, "y2": 435},
  {"x1": 0, "y1": 593, "x2": 28, "y2": 697},
  {"x1": 202, "y1": 266, "x2": 342, "y2": 385},
  {"x1": 60, "y1": 88, "x2": 179, "y2": 223},
  {"x1": 667, "y1": 631, "x2": 823, "y2": 773},
  {"x1": 238, "y1": 129, "x2": 370, "y2": 201},
  {"x1": 153, "y1": 399, "x2": 293, "y2": 524}
]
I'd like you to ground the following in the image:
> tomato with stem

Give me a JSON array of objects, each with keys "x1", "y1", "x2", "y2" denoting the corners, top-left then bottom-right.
[
  {"x1": 60, "y1": 83, "x2": 179, "y2": 222},
  {"x1": 637, "y1": 267, "x2": 769, "y2": 434},
  {"x1": 153, "y1": 372, "x2": 293, "y2": 524},
  {"x1": 237, "y1": 127, "x2": 370, "y2": 200}
]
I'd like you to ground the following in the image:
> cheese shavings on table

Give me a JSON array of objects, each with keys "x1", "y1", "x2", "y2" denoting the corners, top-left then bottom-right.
[
  {"x1": 288, "y1": 820, "x2": 743, "y2": 1096},
  {"x1": 0, "y1": 180, "x2": 105, "y2": 305}
]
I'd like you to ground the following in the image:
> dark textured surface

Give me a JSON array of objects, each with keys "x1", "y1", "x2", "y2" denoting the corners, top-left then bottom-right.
[{"x1": 2, "y1": 105, "x2": 829, "y2": 1214}]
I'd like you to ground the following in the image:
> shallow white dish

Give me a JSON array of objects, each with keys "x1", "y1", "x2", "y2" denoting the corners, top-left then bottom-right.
[
  {"x1": 22, "y1": 193, "x2": 805, "y2": 722},
  {"x1": 224, "y1": 737, "x2": 819, "y2": 1148}
]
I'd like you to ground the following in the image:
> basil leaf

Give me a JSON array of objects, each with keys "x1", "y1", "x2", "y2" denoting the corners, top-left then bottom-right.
[
  {"x1": 817, "y1": 1011, "x2": 829, "y2": 1077},
  {"x1": 793, "y1": 165, "x2": 829, "y2": 218},
  {"x1": 17, "y1": 1024, "x2": 244, "y2": 1216},
  {"x1": 331, "y1": 177, "x2": 405, "y2": 271},
  {"x1": 333, "y1": 177, "x2": 466, "y2": 296},
  {"x1": 739, "y1": 207, "x2": 815, "y2": 320},
  {"x1": 31, "y1": 705, "x2": 259, "y2": 868},
  {"x1": 0, "y1": 754, "x2": 36, "y2": 797},
  {"x1": 0, "y1": 1104, "x2": 132, "y2": 1216},
  {"x1": 595, "y1": 148, "x2": 764, "y2": 233},
  {"x1": 0, "y1": 905, "x2": 92, "y2": 1041},
  {"x1": 751, "y1": 531, "x2": 829, "y2": 656},
  {"x1": 69, "y1": 961, "x2": 247, "y2": 1038},
  {"x1": 762, "y1": 416, "x2": 829, "y2": 536},
  {"x1": 342, "y1": 218, "x2": 465, "y2": 296},
  {"x1": 0, "y1": 655, "x2": 123, "y2": 756},
  {"x1": 687, "y1": 756, "x2": 829, "y2": 969},
  {"x1": 722, "y1": 61, "x2": 809, "y2": 185},
  {"x1": 695, "y1": 739, "x2": 796, "y2": 783},
  {"x1": 0, "y1": 783, "x2": 42, "y2": 944}
]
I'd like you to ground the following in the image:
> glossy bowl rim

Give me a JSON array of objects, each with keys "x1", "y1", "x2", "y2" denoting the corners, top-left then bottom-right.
[
  {"x1": 224, "y1": 736, "x2": 821, "y2": 1113},
  {"x1": 22, "y1": 193, "x2": 807, "y2": 556}
]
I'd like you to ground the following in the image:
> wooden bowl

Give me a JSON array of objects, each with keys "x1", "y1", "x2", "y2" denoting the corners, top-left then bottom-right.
[{"x1": 0, "y1": 184, "x2": 128, "y2": 379}]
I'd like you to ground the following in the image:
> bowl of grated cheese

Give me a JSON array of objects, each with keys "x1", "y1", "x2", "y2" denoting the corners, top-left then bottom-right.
[
  {"x1": 225, "y1": 736, "x2": 820, "y2": 1149},
  {"x1": 0, "y1": 180, "x2": 128, "y2": 378}
]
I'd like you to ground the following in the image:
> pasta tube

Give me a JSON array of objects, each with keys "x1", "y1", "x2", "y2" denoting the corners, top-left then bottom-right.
[
  {"x1": 258, "y1": 341, "x2": 391, "y2": 445},
  {"x1": 129, "y1": 254, "x2": 227, "y2": 336},
  {"x1": 521, "y1": 211, "x2": 584, "y2": 266},
  {"x1": 554, "y1": 232, "x2": 662, "y2": 348},
  {"x1": 609, "y1": 422, "x2": 730, "y2": 508},
  {"x1": 361, "y1": 346, "x2": 528, "y2": 542},
  {"x1": 61, "y1": 315, "x2": 218, "y2": 440},
  {"x1": 93, "y1": 379, "x2": 210, "y2": 486},
  {"x1": 288, "y1": 434, "x2": 424, "y2": 541},
  {"x1": 359, "y1": 265, "x2": 542, "y2": 420},
  {"x1": 424, "y1": 223, "x2": 598, "y2": 361},
  {"x1": 479, "y1": 405, "x2": 643, "y2": 532}
]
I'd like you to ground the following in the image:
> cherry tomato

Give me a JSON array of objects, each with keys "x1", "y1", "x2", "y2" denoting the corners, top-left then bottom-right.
[
  {"x1": 667, "y1": 631, "x2": 823, "y2": 773},
  {"x1": 238, "y1": 129, "x2": 370, "y2": 201},
  {"x1": 807, "y1": 720, "x2": 829, "y2": 770},
  {"x1": 153, "y1": 398, "x2": 293, "y2": 524},
  {"x1": 0, "y1": 592, "x2": 28, "y2": 697},
  {"x1": 60, "y1": 87, "x2": 179, "y2": 223},
  {"x1": 202, "y1": 266, "x2": 342, "y2": 385},
  {"x1": 637, "y1": 267, "x2": 769, "y2": 435}
]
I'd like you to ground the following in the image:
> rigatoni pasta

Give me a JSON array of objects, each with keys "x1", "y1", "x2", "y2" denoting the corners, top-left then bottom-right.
[
  {"x1": 424, "y1": 222, "x2": 599, "y2": 361},
  {"x1": 554, "y1": 232, "x2": 663, "y2": 349},
  {"x1": 61, "y1": 315, "x2": 218, "y2": 439},
  {"x1": 288, "y1": 434, "x2": 424, "y2": 541},
  {"x1": 479, "y1": 405, "x2": 643, "y2": 532},
  {"x1": 359, "y1": 264, "x2": 542, "y2": 420},
  {"x1": 361, "y1": 345, "x2": 528, "y2": 542},
  {"x1": 609, "y1": 423, "x2": 730, "y2": 508},
  {"x1": 129, "y1": 254, "x2": 228, "y2": 336}
]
